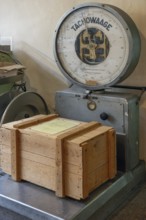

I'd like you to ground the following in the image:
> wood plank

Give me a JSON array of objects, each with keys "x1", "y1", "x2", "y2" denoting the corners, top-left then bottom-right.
[
  {"x1": 21, "y1": 151, "x2": 55, "y2": 167},
  {"x1": 57, "y1": 121, "x2": 100, "y2": 141},
  {"x1": 0, "y1": 152, "x2": 11, "y2": 174},
  {"x1": 55, "y1": 121, "x2": 99, "y2": 198},
  {"x1": 2, "y1": 114, "x2": 48, "y2": 129},
  {"x1": 65, "y1": 124, "x2": 101, "y2": 142},
  {"x1": 107, "y1": 129, "x2": 117, "y2": 179},
  {"x1": 20, "y1": 132, "x2": 56, "y2": 158},
  {"x1": 82, "y1": 143, "x2": 88, "y2": 199},
  {"x1": 11, "y1": 129, "x2": 21, "y2": 181},
  {"x1": 82, "y1": 125, "x2": 113, "y2": 138},
  {"x1": 82, "y1": 134, "x2": 108, "y2": 173},
  {"x1": 21, "y1": 159, "x2": 55, "y2": 190},
  {"x1": 1, "y1": 128, "x2": 11, "y2": 146},
  {"x1": 13, "y1": 114, "x2": 58, "y2": 129},
  {"x1": 55, "y1": 137, "x2": 65, "y2": 197},
  {"x1": 87, "y1": 163, "x2": 109, "y2": 193},
  {"x1": 1, "y1": 144, "x2": 11, "y2": 154},
  {"x1": 81, "y1": 134, "x2": 108, "y2": 198},
  {"x1": 64, "y1": 163, "x2": 82, "y2": 175},
  {"x1": 64, "y1": 143, "x2": 82, "y2": 166},
  {"x1": 64, "y1": 172, "x2": 83, "y2": 200},
  {"x1": 66, "y1": 126, "x2": 111, "y2": 145}
]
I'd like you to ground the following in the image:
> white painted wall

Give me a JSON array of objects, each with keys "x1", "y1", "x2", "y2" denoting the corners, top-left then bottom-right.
[{"x1": 0, "y1": 0, "x2": 146, "y2": 160}]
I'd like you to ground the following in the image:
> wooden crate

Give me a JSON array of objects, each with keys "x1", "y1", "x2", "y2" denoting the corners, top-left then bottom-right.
[{"x1": 0, "y1": 114, "x2": 117, "y2": 200}]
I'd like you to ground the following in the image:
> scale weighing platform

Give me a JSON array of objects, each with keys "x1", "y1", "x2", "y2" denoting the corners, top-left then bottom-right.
[{"x1": 0, "y1": 3, "x2": 146, "y2": 220}]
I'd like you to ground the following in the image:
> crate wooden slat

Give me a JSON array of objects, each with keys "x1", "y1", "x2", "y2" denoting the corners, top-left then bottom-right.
[{"x1": 0, "y1": 114, "x2": 117, "y2": 200}]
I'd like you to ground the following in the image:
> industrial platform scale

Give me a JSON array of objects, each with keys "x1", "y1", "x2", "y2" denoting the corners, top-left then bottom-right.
[{"x1": 0, "y1": 3, "x2": 146, "y2": 220}]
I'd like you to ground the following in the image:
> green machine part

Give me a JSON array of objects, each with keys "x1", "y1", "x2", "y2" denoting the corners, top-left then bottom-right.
[
  {"x1": 0, "y1": 83, "x2": 13, "y2": 94},
  {"x1": 0, "y1": 50, "x2": 49, "y2": 124},
  {"x1": 0, "y1": 50, "x2": 20, "y2": 94},
  {"x1": 0, "y1": 50, "x2": 24, "y2": 119},
  {"x1": 0, "y1": 50, "x2": 16, "y2": 66}
]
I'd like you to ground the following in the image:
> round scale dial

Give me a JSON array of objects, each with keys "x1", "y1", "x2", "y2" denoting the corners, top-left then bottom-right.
[{"x1": 54, "y1": 3, "x2": 140, "y2": 90}]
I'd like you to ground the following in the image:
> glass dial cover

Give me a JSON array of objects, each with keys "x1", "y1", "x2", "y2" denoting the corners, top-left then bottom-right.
[{"x1": 54, "y1": 3, "x2": 141, "y2": 90}]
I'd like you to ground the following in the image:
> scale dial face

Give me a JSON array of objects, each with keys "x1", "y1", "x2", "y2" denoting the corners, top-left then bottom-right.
[{"x1": 54, "y1": 3, "x2": 140, "y2": 90}]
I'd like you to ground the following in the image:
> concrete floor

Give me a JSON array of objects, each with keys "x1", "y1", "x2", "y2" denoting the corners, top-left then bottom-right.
[
  {"x1": 0, "y1": 181, "x2": 146, "y2": 220},
  {"x1": 109, "y1": 181, "x2": 146, "y2": 220}
]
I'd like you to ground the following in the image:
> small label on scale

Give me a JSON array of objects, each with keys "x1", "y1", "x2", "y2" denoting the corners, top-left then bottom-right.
[
  {"x1": 71, "y1": 17, "x2": 112, "y2": 32},
  {"x1": 86, "y1": 80, "x2": 98, "y2": 86}
]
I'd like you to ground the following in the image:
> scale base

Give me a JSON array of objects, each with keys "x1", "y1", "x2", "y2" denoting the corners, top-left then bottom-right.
[{"x1": 0, "y1": 161, "x2": 145, "y2": 220}]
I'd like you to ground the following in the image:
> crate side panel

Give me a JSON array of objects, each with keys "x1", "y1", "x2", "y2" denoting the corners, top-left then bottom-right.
[
  {"x1": 64, "y1": 163, "x2": 82, "y2": 175},
  {"x1": 87, "y1": 163, "x2": 109, "y2": 192},
  {"x1": 64, "y1": 172, "x2": 83, "y2": 200},
  {"x1": 64, "y1": 143, "x2": 83, "y2": 166},
  {"x1": 1, "y1": 144, "x2": 11, "y2": 154},
  {"x1": 84, "y1": 133, "x2": 108, "y2": 173},
  {"x1": 21, "y1": 151, "x2": 55, "y2": 167},
  {"x1": 20, "y1": 133, "x2": 56, "y2": 158},
  {"x1": 1, "y1": 128, "x2": 11, "y2": 146},
  {"x1": 1, "y1": 152, "x2": 11, "y2": 174},
  {"x1": 21, "y1": 159, "x2": 56, "y2": 190}
]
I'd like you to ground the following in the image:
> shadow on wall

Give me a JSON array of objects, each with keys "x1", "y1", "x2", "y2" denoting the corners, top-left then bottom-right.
[{"x1": 14, "y1": 42, "x2": 69, "y2": 111}]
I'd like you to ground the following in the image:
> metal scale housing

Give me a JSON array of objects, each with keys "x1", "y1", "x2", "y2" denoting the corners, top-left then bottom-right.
[
  {"x1": 54, "y1": 3, "x2": 141, "y2": 172},
  {"x1": 56, "y1": 86, "x2": 139, "y2": 171}
]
